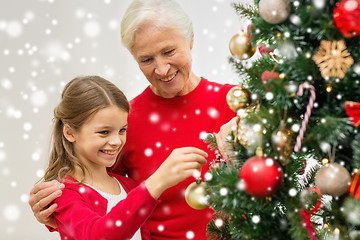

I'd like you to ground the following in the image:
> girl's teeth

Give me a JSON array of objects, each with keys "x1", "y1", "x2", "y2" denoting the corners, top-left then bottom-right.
[{"x1": 102, "y1": 150, "x2": 117, "y2": 155}]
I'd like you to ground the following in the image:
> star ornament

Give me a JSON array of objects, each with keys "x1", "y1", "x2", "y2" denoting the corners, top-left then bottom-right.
[{"x1": 312, "y1": 40, "x2": 354, "y2": 79}]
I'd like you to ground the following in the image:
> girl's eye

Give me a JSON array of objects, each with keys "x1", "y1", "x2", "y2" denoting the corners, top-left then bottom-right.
[
  {"x1": 99, "y1": 131, "x2": 109, "y2": 135},
  {"x1": 119, "y1": 128, "x2": 127, "y2": 134}
]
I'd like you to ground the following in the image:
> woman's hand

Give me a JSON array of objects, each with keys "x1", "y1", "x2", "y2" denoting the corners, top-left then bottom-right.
[
  {"x1": 145, "y1": 147, "x2": 208, "y2": 199},
  {"x1": 28, "y1": 180, "x2": 65, "y2": 229},
  {"x1": 216, "y1": 116, "x2": 237, "y2": 160}
]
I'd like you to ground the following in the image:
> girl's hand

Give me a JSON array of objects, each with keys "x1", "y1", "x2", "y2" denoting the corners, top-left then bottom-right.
[
  {"x1": 145, "y1": 147, "x2": 208, "y2": 199},
  {"x1": 28, "y1": 180, "x2": 65, "y2": 229}
]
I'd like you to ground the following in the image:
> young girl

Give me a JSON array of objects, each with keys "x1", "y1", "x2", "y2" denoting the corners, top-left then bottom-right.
[{"x1": 42, "y1": 75, "x2": 208, "y2": 240}]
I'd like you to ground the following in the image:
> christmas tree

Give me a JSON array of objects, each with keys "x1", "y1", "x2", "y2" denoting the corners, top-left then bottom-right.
[{"x1": 202, "y1": 0, "x2": 360, "y2": 239}]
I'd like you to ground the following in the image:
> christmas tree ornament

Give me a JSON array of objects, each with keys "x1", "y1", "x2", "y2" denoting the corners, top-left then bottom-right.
[
  {"x1": 185, "y1": 177, "x2": 209, "y2": 210},
  {"x1": 226, "y1": 86, "x2": 252, "y2": 112},
  {"x1": 299, "y1": 187, "x2": 322, "y2": 240},
  {"x1": 350, "y1": 230, "x2": 360, "y2": 239},
  {"x1": 342, "y1": 196, "x2": 360, "y2": 225},
  {"x1": 312, "y1": 40, "x2": 354, "y2": 79},
  {"x1": 286, "y1": 81, "x2": 298, "y2": 97},
  {"x1": 315, "y1": 162, "x2": 351, "y2": 197},
  {"x1": 258, "y1": 0, "x2": 291, "y2": 24},
  {"x1": 236, "y1": 117, "x2": 255, "y2": 147},
  {"x1": 246, "y1": 24, "x2": 272, "y2": 55},
  {"x1": 345, "y1": 101, "x2": 360, "y2": 127},
  {"x1": 261, "y1": 71, "x2": 280, "y2": 90},
  {"x1": 229, "y1": 31, "x2": 256, "y2": 60},
  {"x1": 240, "y1": 156, "x2": 283, "y2": 198},
  {"x1": 209, "y1": 155, "x2": 226, "y2": 171},
  {"x1": 294, "y1": 82, "x2": 316, "y2": 153},
  {"x1": 349, "y1": 169, "x2": 360, "y2": 199},
  {"x1": 278, "y1": 40, "x2": 298, "y2": 60},
  {"x1": 333, "y1": 0, "x2": 360, "y2": 38},
  {"x1": 271, "y1": 122, "x2": 293, "y2": 165}
]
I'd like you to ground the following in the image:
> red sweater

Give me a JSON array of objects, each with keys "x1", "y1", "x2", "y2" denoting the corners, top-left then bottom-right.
[
  {"x1": 117, "y1": 78, "x2": 235, "y2": 240},
  {"x1": 53, "y1": 173, "x2": 160, "y2": 240}
]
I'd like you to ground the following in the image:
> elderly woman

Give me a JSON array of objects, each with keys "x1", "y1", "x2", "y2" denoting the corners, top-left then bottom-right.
[{"x1": 29, "y1": 0, "x2": 236, "y2": 239}]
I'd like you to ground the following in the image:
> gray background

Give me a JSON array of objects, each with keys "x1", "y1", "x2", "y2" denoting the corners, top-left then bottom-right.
[{"x1": 0, "y1": 0, "x2": 254, "y2": 239}]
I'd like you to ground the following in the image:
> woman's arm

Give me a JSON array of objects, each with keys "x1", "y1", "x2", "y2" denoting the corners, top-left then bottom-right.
[{"x1": 28, "y1": 180, "x2": 65, "y2": 230}]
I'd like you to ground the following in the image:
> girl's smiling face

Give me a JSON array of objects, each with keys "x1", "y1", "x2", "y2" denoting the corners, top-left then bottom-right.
[{"x1": 69, "y1": 105, "x2": 128, "y2": 171}]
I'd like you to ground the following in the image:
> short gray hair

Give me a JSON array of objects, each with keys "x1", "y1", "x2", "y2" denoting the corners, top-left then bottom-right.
[{"x1": 121, "y1": 0, "x2": 194, "y2": 52}]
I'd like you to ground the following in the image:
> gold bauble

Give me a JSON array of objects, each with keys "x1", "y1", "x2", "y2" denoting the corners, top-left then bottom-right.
[
  {"x1": 315, "y1": 163, "x2": 351, "y2": 197},
  {"x1": 271, "y1": 124, "x2": 293, "y2": 165},
  {"x1": 185, "y1": 178, "x2": 209, "y2": 210},
  {"x1": 226, "y1": 86, "x2": 252, "y2": 112},
  {"x1": 229, "y1": 31, "x2": 256, "y2": 60}
]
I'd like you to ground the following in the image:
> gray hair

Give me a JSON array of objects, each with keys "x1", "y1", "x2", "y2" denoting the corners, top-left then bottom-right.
[{"x1": 121, "y1": 0, "x2": 194, "y2": 52}]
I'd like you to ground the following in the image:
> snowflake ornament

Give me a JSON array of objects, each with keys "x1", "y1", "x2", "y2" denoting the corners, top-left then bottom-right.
[{"x1": 312, "y1": 40, "x2": 354, "y2": 79}]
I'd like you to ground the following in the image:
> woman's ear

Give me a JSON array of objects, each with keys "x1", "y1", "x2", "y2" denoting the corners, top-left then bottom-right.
[
  {"x1": 63, "y1": 124, "x2": 76, "y2": 143},
  {"x1": 190, "y1": 33, "x2": 194, "y2": 50}
]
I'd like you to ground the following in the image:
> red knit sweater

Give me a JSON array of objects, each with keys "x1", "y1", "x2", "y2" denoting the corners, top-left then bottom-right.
[
  {"x1": 53, "y1": 173, "x2": 160, "y2": 240},
  {"x1": 116, "y1": 78, "x2": 235, "y2": 240}
]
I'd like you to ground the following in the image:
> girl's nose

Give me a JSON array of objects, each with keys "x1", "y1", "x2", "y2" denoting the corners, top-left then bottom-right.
[{"x1": 109, "y1": 134, "x2": 122, "y2": 146}]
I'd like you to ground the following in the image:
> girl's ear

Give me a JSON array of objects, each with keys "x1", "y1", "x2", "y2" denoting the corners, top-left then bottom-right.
[{"x1": 63, "y1": 124, "x2": 76, "y2": 143}]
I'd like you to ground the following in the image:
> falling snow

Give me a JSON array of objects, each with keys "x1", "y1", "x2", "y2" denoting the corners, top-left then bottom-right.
[
  {"x1": 186, "y1": 231, "x2": 195, "y2": 239},
  {"x1": 215, "y1": 218, "x2": 223, "y2": 227},
  {"x1": 158, "y1": 224, "x2": 164, "y2": 231},
  {"x1": 207, "y1": 107, "x2": 219, "y2": 119},
  {"x1": 252, "y1": 215, "x2": 260, "y2": 224},
  {"x1": 144, "y1": 148, "x2": 153, "y2": 157},
  {"x1": 1, "y1": 0, "x2": 244, "y2": 239},
  {"x1": 3, "y1": 205, "x2": 21, "y2": 222}
]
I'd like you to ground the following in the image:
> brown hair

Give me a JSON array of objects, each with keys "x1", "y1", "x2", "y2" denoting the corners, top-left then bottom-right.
[{"x1": 43, "y1": 75, "x2": 130, "y2": 182}]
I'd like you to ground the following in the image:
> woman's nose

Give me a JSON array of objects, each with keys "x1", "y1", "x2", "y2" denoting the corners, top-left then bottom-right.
[{"x1": 154, "y1": 59, "x2": 170, "y2": 76}]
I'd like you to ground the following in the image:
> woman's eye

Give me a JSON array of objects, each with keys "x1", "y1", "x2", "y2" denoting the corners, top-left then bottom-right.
[
  {"x1": 165, "y1": 49, "x2": 175, "y2": 55},
  {"x1": 141, "y1": 58, "x2": 152, "y2": 63}
]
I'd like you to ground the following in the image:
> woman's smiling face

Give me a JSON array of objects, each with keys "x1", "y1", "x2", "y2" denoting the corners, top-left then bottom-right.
[{"x1": 131, "y1": 25, "x2": 196, "y2": 98}]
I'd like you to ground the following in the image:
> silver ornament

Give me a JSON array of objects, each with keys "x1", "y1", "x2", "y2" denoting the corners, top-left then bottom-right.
[
  {"x1": 315, "y1": 163, "x2": 351, "y2": 197},
  {"x1": 259, "y1": 0, "x2": 291, "y2": 24}
]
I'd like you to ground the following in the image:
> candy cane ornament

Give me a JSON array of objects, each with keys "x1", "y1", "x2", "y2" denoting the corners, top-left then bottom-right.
[{"x1": 294, "y1": 82, "x2": 316, "y2": 153}]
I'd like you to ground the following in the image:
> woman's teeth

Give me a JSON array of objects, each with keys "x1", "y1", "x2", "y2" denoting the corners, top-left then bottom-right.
[{"x1": 160, "y1": 72, "x2": 177, "y2": 82}]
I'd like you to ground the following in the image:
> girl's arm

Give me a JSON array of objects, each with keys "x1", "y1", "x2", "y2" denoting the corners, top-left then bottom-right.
[
  {"x1": 54, "y1": 181, "x2": 159, "y2": 240},
  {"x1": 55, "y1": 147, "x2": 207, "y2": 239},
  {"x1": 145, "y1": 147, "x2": 208, "y2": 199}
]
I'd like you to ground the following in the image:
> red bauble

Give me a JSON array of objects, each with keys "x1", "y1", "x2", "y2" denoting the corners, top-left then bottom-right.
[
  {"x1": 261, "y1": 71, "x2": 280, "y2": 90},
  {"x1": 333, "y1": 0, "x2": 360, "y2": 38},
  {"x1": 246, "y1": 24, "x2": 273, "y2": 55},
  {"x1": 240, "y1": 156, "x2": 283, "y2": 198}
]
